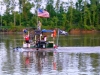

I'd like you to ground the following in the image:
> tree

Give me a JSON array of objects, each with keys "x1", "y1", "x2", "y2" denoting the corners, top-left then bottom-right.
[{"x1": 90, "y1": 0, "x2": 97, "y2": 27}]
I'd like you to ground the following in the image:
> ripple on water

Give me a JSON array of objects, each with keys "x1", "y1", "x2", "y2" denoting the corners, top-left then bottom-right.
[{"x1": 57, "y1": 47, "x2": 100, "y2": 53}]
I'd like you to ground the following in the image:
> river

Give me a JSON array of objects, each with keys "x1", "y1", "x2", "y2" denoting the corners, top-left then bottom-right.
[{"x1": 0, "y1": 33, "x2": 100, "y2": 75}]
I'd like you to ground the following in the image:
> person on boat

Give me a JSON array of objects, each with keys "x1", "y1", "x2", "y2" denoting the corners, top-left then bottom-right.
[
  {"x1": 37, "y1": 21, "x2": 42, "y2": 30},
  {"x1": 53, "y1": 29, "x2": 57, "y2": 40},
  {"x1": 36, "y1": 39, "x2": 40, "y2": 48},
  {"x1": 43, "y1": 35, "x2": 47, "y2": 41},
  {"x1": 24, "y1": 34, "x2": 30, "y2": 48},
  {"x1": 23, "y1": 28, "x2": 28, "y2": 38},
  {"x1": 41, "y1": 36, "x2": 47, "y2": 48}
]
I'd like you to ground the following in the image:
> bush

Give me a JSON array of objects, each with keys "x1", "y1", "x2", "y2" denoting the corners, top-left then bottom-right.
[
  {"x1": 9, "y1": 26, "x2": 24, "y2": 32},
  {"x1": 83, "y1": 25, "x2": 92, "y2": 30},
  {"x1": 96, "y1": 25, "x2": 100, "y2": 30}
]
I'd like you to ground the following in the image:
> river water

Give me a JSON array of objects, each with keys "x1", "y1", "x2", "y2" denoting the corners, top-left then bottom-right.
[{"x1": 0, "y1": 33, "x2": 100, "y2": 75}]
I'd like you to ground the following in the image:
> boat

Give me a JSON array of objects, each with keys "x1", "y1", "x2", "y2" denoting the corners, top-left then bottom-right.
[
  {"x1": 13, "y1": 47, "x2": 57, "y2": 52},
  {"x1": 13, "y1": 29, "x2": 58, "y2": 52}
]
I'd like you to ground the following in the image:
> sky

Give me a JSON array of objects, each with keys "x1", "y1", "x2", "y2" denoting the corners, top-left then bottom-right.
[
  {"x1": 0, "y1": 0, "x2": 6, "y2": 15},
  {"x1": 0, "y1": 0, "x2": 77, "y2": 15},
  {"x1": 62, "y1": 0, "x2": 77, "y2": 2},
  {"x1": 30, "y1": 0, "x2": 77, "y2": 14}
]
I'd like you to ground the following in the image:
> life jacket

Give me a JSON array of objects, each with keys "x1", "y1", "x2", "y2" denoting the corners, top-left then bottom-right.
[
  {"x1": 25, "y1": 35, "x2": 29, "y2": 41},
  {"x1": 53, "y1": 30, "x2": 56, "y2": 37}
]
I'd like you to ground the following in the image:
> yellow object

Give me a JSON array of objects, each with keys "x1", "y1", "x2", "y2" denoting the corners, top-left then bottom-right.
[
  {"x1": 48, "y1": 41, "x2": 54, "y2": 43},
  {"x1": 28, "y1": 31, "x2": 29, "y2": 35}
]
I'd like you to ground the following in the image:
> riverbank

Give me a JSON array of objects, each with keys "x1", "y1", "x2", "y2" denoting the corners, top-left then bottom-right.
[
  {"x1": 69, "y1": 29, "x2": 100, "y2": 34},
  {"x1": 0, "y1": 29, "x2": 100, "y2": 35}
]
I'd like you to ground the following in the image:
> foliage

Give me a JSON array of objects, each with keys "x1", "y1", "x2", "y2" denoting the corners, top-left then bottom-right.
[{"x1": 0, "y1": 0, "x2": 100, "y2": 32}]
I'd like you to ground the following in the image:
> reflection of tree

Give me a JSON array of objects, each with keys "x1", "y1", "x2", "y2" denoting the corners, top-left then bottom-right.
[
  {"x1": 90, "y1": 54, "x2": 99, "y2": 69},
  {"x1": 59, "y1": 36, "x2": 68, "y2": 46}
]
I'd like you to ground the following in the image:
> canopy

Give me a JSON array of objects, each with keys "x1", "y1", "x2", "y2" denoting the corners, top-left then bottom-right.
[{"x1": 42, "y1": 29, "x2": 53, "y2": 33}]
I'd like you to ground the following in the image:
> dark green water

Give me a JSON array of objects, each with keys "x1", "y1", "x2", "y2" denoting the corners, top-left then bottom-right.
[
  {"x1": 58, "y1": 33, "x2": 100, "y2": 46},
  {"x1": 0, "y1": 33, "x2": 100, "y2": 75}
]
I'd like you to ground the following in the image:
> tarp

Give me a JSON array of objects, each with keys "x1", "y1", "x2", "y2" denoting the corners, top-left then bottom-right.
[{"x1": 42, "y1": 29, "x2": 53, "y2": 33}]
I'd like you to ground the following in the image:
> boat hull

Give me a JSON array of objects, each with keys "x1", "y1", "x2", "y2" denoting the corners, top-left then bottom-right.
[{"x1": 13, "y1": 47, "x2": 57, "y2": 52}]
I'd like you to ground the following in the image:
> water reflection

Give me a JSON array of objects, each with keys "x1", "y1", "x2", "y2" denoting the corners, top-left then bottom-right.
[
  {"x1": 21, "y1": 51, "x2": 57, "y2": 75},
  {"x1": 0, "y1": 45, "x2": 100, "y2": 75},
  {"x1": 0, "y1": 34, "x2": 100, "y2": 75},
  {"x1": 58, "y1": 34, "x2": 100, "y2": 46},
  {"x1": 1, "y1": 33, "x2": 100, "y2": 47}
]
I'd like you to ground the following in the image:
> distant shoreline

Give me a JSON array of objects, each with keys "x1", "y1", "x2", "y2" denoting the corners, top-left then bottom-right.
[
  {"x1": 0, "y1": 29, "x2": 100, "y2": 35},
  {"x1": 69, "y1": 29, "x2": 100, "y2": 34}
]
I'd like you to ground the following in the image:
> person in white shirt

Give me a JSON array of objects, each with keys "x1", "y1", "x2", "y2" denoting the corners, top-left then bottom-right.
[{"x1": 37, "y1": 21, "x2": 42, "y2": 30}]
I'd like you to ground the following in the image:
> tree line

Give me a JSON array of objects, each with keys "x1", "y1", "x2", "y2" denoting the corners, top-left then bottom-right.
[{"x1": 0, "y1": 0, "x2": 100, "y2": 31}]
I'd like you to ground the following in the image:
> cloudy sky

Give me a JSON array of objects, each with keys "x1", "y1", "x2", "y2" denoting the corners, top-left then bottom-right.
[
  {"x1": 62, "y1": 0, "x2": 77, "y2": 3},
  {"x1": 0, "y1": 0, "x2": 77, "y2": 15}
]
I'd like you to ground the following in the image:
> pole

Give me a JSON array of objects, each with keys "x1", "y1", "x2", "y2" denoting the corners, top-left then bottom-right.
[{"x1": 56, "y1": 28, "x2": 59, "y2": 46}]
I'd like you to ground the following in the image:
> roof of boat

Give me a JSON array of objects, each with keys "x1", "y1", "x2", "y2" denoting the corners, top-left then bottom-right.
[
  {"x1": 34, "y1": 29, "x2": 53, "y2": 35},
  {"x1": 42, "y1": 29, "x2": 53, "y2": 33}
]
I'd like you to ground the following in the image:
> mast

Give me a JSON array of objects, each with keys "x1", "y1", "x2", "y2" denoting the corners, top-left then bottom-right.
[{"x1": 56, "y1": 28, "x2": 59, "y2": 46}]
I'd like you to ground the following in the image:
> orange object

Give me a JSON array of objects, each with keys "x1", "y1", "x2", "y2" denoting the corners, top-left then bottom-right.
[
  {"x1": 53, "y1": 62, "x2": 56, "y2": 70},
  {"x1": 53, "y1": 30, "x2": 56, "y2": 38},
  {"x1": 25, "y1": 57, "x2": 30, "y2": 65}
]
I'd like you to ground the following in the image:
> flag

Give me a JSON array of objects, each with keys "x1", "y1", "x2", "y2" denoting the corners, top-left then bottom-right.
[
  {"x1": 59, "y1": 29, "x2": 68, "y2": 35},
  {"x1": 37, "y1": 8, "x2": 50, "y2": 18}
]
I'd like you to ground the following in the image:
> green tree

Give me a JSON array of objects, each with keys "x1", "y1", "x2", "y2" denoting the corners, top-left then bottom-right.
[{"x1": 90, "y1": 0, "x2": 97, "y2": 27}]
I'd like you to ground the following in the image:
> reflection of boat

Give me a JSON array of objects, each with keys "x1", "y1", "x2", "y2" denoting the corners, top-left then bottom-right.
[{"x1": 22, "y1": 51, "x2": 55, "y2": 74}]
